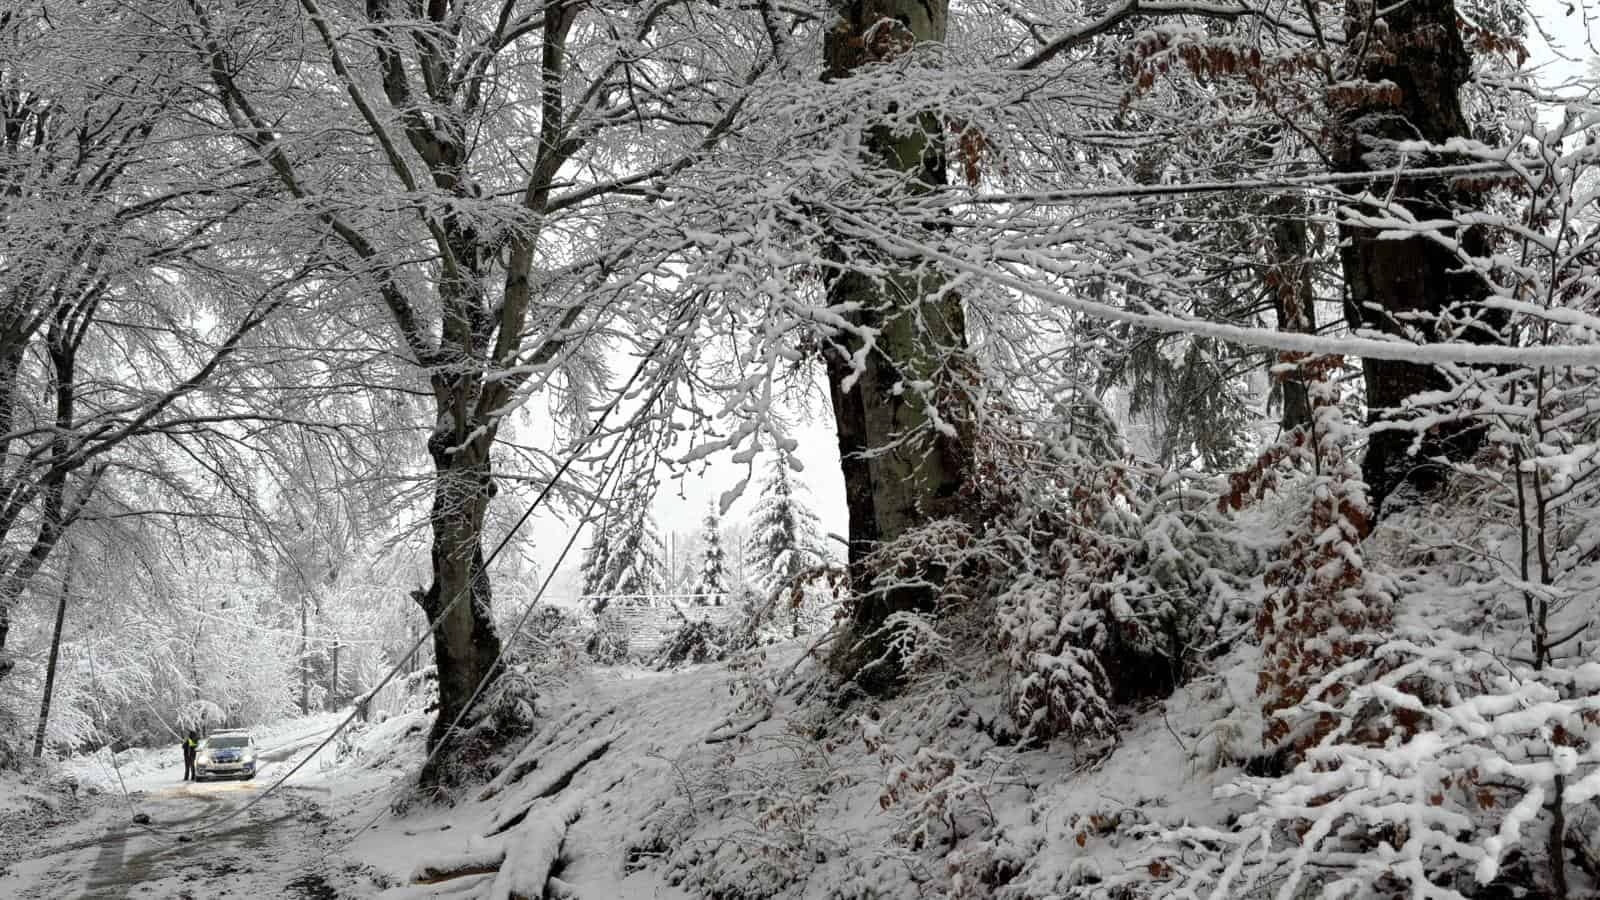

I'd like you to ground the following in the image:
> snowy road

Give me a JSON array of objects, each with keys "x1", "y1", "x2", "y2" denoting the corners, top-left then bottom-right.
[{"x1": 0, "y1": 722, "x2": 354, "y2": 900}]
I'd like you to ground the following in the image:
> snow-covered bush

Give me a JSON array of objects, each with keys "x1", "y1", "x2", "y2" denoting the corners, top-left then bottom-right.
[
  {"x1": 504, "y1": 605, "x2": 587, "y2": 669},
  {"x1": 1220, "y1": 358, "x2": 1394, "y2": 751},
  {"x1": 1127, "y1": 635, "x2": 1600, "y2": 899},
  {"x1": 652, "y1": 619, "x2": 734, "y2": 669},
  {"x1": 962, "y1": 396, "x2": 1257, "y2": 744},
  {"x1": 585, "y1": 618, "x2": 632, "y2": 664}
]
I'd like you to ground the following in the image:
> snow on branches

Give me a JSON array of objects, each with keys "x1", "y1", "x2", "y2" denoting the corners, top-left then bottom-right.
[
  {"x1": 1222, "y1": 357, "x2": 1395, "y2": 749},
  {"x1": 1133, "y1": 638, "x2": 1600, "y2": 899},
  {"x1": 849, "y1": 390, "x2": 1257, "y2": 745}
]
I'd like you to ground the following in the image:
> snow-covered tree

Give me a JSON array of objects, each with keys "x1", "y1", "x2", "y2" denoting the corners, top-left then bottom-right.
[
  {"x1": 691, "y1": 505, "x2": 730, "y2": 606},
  {"x1": 582, "y1": 496, "x2": 668, "y2": 614},
  {"x1": 746, "y1": 455, "x2": 827, "y2": 595},
  {"x1": 742, "y1": 454, "x2": 836, "y2": 636}
]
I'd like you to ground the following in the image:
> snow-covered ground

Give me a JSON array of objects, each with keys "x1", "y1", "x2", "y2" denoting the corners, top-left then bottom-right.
[
  {"x1": 0, "y1": 711, "x2": 380, "y2": 899},
  {"x1": 342, "y1": 663, "x2": 739, "y2": 899},
  {"x1": 1, "y1": 644, "x2": 1265, "y2": 899},
  {"x1": 325, "y1": 644, "x2": 1261, "y2": 899}
]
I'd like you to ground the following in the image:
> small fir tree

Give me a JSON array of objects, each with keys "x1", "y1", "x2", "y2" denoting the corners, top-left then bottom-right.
[
  {"x1": 691, "y1": 505, "x2": 730, "y2": 606},
  {"x1": 581, "y1": 493, "x2": 668, "y2": 614},
  {"x1": 745, "y1": 454, "x2": 827, "y2": 595}
]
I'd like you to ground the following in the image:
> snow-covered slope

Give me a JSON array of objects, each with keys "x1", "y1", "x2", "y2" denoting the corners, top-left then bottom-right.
[{"x1": 335, "y1": 643, "x2": 1264, "y2": 899}]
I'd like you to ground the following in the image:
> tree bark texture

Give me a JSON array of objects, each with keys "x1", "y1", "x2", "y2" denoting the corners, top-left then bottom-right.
[
  {"x1": 1335, "y1": 0, "x2": 1503, "y2": 512},
  {"x1": 1267, "y1": 196, "x2": 1317, "y2": 433},
  {"x1": 32, "y1": 544, "x2": 72, "y2": 758},
  {"x1": 822, "y1": 0, "x2": 971, "y2": 692},
  {"x1": 414, "y1": 414, "x2": 504, "y2": 765}
]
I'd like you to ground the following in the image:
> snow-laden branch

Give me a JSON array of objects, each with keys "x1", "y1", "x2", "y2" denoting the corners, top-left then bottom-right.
[
  {"x1": 1018, "y1": 0, "x2": 1326, "y2": 70},
  {"x1": 829, "y1": 207, "x2": 1600, "y2": 368}
]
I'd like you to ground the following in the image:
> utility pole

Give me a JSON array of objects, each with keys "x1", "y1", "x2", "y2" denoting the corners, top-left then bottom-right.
[
  {"x1": 300, "y1": 594, "x2": 309, "y2": 715},
  {"x1": 330, "y1": 635, "x2": 340, "y2": 709},
  {"x1": 408, "y1": 621, "x2": 419, "y2": 674},
  {"x1": 33, "y1": 543, "x2": 75, "y2": 757}
]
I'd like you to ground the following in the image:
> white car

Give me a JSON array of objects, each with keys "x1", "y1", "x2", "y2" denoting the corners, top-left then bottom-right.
[{"x1": 195, "y1": 731, "x2": 258, "y2": 781}]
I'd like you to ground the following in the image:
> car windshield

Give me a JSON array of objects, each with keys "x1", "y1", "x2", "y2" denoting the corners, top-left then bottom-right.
[{"x1": 205, "y1": 736, "x2": 250, "y2": 749}]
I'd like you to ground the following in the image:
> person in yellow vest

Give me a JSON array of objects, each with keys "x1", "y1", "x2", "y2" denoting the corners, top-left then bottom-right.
[{"x1": 182, "y1": 731, "x2": 198, "y2": 782}]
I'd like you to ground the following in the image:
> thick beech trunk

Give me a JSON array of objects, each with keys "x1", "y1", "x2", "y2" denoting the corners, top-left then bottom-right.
[
  {"x1": 1336, "y1": 0, "x2": 1503, "y2": 512},
  {"x1": 823, "y1": 0, "x2": 970, "y2": 692},
  {"x1": 414, "y1": 386, "x2": 505, "y2": 778}
]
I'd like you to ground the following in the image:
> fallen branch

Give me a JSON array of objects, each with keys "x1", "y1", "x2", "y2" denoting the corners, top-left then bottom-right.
[
  {"x1": 488, "y1": 793, "x2": 585, "y2": 900},
  {"x1": 411, "y1": 839, "x2": 507, "y2": 885},
  {"x1": 479, "y1": 707, "x2": 617, "y2": 802},
  {"x1": 487, "y1": 735, "x2": 618, "y2": 833},
  {"x1": 704, "y1": 706, "x2": 771, "y2": 744}
]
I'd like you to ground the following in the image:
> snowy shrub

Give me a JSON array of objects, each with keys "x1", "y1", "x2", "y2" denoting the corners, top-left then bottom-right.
[
  {"x1": 1220, "y1": 359, "x2": 1394, "y2": 750},
  {"x1": 961, "y1": 395, "x2": 1257, "y2": 745},
  {"x1": 728, "y1": 569, "x2": 844, "y2": 652},
  {"x1": 1126, "y1": 636, "x2": 1600, "y2": 899},
  {"x1": 836, "y1": 391, "x2": 1255, "y2": 745},
  {"x1": 505, "y1": 605, "x2": 587, "y2": 669},
  {"x1": 585, "y1": 618, "x2": 632, "y2": 664},
  {"x1": 863, "y1": 720, "x2": 1027, "y2": 897},
  {"x1": 0, "y1": 702, "x2": 25, "y2": 769},
  {"x1": 649, "y1": 725, "x2": 863, "y2": 900},
  {"x1": 652, "y1": 619, "x2": 734, "y2": 669}
]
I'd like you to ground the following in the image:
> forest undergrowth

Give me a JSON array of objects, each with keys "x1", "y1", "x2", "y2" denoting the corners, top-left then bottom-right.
[{"x1": 622, "y1": 364, "x2": 1600, "y2": 900}]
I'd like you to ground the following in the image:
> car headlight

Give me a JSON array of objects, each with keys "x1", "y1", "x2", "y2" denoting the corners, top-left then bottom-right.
[
  {"x1": 242, "y1": 754, "x2": 255, "y2": 764},
  {"x1": 197, "y1": 753, "x2": 210, "y2": 764}
]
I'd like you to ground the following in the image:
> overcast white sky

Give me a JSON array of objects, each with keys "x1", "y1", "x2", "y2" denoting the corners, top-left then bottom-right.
[
  {"x1": 1526, "y1": 0, "x2": 1598, "y2": 101},
  {"x1": 516, "y1": 2, "x2": 1598, "y2": 603}
]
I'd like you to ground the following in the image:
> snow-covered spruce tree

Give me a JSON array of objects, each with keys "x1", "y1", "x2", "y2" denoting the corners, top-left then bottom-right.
[
  {"x1": 613, "y1": 513, "x2": 670, "y2": 605},
  {"x1": 745, "y1": 454, "x2": 831, "y2": 634},
  {"x1": 964, "y1": 393, "x2": 1257, "y2": 745},
  {"x1": 582, "y1": 493, "x2": 668, "y2": 615},
  {"x1": 834, "y1": 384, "x2": 1254, "y2": 740},
  {"x1": 691, "y1": 504, "x2": 730, "y2": 606},
  {"x1": 577, "y1": 540, "x2": 611, "y2": 611}
]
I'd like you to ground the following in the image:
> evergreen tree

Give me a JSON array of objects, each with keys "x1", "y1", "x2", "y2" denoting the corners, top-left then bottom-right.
[
  {"x1": 581, "y1": 494, "x2": 668, "y2": 614},
  {"x1": 691, "y1": 505, "x2": 729, "y2": 606},
  {"x1": 577, "y1": 539, "x2": 611, "y2": 605},
  {"x1": 746, "y1": 454, "x2": 827, "y2": 595}
]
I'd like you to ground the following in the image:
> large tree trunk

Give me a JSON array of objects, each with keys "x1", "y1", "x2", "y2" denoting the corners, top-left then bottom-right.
[
  {"x1": 823, "y1": 0, "x2": 970, "y2": 693},
  {"x1": 414, "y1": 391, "x2": 504, "y2": 782},
  {"x1": 1336, "y1": 0, "x2": 1502, "y2": 512}
]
